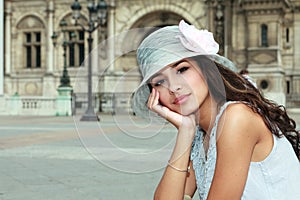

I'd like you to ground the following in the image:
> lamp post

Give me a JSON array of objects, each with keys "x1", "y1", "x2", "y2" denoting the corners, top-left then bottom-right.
[
  {"x1": 71, "y1": 0, "x2": 108, "y2": 121},
  {"x1": 51, "y1": 19, "x2": 76, "y2": 88}
]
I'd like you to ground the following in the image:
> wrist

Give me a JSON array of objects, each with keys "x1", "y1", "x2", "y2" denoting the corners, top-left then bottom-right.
[
  {"x1": 167, "y1": 160, "x2": 190, "y2": 173},
  {"x1": 178, "y1": 125, "x2": 196, "y2": 140}
]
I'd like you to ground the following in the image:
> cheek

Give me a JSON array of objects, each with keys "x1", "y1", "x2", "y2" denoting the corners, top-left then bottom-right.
[
  {"x1": 189, "y1": 75, "x2": 208, "y2": 97},
  {"x1": 157, "y1": 90, "x2": 170, "y2": 106},
  {"x1": 186, "y1": 73, "x2": 206, "y2": 90},
  {"x1": 159, "y1": 98, "x2": 169, "y2": 108}
]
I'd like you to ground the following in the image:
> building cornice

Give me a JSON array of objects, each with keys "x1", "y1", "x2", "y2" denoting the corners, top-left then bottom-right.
[{"x1": 238, "y1": 0, "x2": 294, "y2": 14}]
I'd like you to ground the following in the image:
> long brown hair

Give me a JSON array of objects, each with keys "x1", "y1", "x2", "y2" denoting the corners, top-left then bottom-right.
[{"x1": 193, "y1": 55, "x2": 300, "y2": 160}]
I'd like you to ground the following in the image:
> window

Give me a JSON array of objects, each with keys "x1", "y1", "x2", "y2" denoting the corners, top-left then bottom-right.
[
  {"x1": 57, "y1": 15, "x2": 87, "y2": 68},
  {"x1": 24, "y1": 32, "x2": 42, "y2": 68},
  {"x1": 68, "y1": 30, "x2": 85, "y2": 67},
  {"x1": 261, "y1": 24, "x2": 268, "y2": 47},
  {"x1": 286, "y1": 80, "x2": 290, "y2": 94},
  {"x1": 286, "y1": 28, "x2": 290, "y2": 43},
  {"x1": 17, "y1": 15, "x2": 44, "y2": 70}
]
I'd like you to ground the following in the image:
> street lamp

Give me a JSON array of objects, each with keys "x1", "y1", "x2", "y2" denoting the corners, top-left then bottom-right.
[
  {"x1": 71, "y1": 0, "x2": 108, "y2": 121},
  {"x1": 51, "y1": 19, "x2": 76, "y2": 88}
]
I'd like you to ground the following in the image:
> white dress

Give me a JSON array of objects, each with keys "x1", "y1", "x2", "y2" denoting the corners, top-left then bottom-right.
[{"x1": 190, "y1": 101, "x2": 300, "y2": 200}]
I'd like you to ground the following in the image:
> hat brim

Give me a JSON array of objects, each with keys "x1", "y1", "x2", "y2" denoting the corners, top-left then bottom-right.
[{"x1": 131, "y1": 54, "x2": 237, "y2": 120}]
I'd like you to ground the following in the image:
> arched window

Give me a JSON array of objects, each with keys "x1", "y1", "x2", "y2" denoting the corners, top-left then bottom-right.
[
  {"x1": 261, "y1": 24, "x2": 268, "y2": 47},
  {"x1": 63, "y1": 15, "x2": 86, "y2": 67},
  {"x1": 17, "y1": 16, "x2": 45, "y2": 68},
  {"x1": 69, "y1": 30, "x2": 85, "y2": 67}
]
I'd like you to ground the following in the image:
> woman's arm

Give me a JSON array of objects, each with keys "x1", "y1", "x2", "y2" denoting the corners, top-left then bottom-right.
[
  {"x1": 184, "y1": 161, "x2": 197, "y2": 197},
  {"x1": 148, "y1": 89, "x2": 197, "y2": 199},
  {"x1": 207, "y1": 104, "x2": 261, "y2": 199},
  {"x1": 154, "y1": 128, "x2": 196, "y2": 200}
]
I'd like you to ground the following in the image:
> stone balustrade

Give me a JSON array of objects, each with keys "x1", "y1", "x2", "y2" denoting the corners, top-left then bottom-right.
[{"x1": 0, "y1": 89, "x2": 73, "y2": 116}]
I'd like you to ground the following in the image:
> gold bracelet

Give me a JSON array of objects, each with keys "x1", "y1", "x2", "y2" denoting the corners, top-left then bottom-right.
[
  {"x1": 167, "y1": 160, "x2": 190, "y2": 172},
  {"x1": 184, "y1": 194, "x2": 192, "y2": 200}
]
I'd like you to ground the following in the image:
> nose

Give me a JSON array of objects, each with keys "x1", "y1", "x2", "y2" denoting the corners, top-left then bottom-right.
[
  {"x1": 165, "y1": 69, "x2": 183, "y2": 94},
  {"x1": 168, "y1": 80, "x2": 182, "y2": 94}
]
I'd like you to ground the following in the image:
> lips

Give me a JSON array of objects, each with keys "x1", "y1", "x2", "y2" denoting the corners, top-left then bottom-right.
[{"x1": 173, "y1": 94, "x2": 190, "y2": 105}]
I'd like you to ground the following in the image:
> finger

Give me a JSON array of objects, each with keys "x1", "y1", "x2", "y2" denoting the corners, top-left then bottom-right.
[
  {"x1": 151, "y1": 89, "x2": 162, "y2": 113},
  {"x1": 151, "y1": 90, "x2": 167, "y2": 116},
  {"x1": 147, "y1": 88, "x2": 154, "y2": 109},
  {"x1": 151, "y1": 90, "x2": 177, "y2": 121},
  {"x1": 153, "y1": 89, "x2": 159, "y2": 106}
]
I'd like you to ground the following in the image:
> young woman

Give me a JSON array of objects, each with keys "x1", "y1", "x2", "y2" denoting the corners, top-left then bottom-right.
[{"x1": 132, "y1": 20, "x2": 300, "y2": 200}]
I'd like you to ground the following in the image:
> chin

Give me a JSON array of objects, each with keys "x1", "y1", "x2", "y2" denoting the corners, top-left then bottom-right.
[{"x1": 177, "y1": 107, "x2": 199, "y2": 116}]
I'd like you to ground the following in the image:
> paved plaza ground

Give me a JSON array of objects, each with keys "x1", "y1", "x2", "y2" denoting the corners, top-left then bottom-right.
[
  {"x1": 0, "y1": 111, "x2": 299, "y2": 200},
  {"x1": 0, "y1": 114, "x2": 178, "y2": 200}
]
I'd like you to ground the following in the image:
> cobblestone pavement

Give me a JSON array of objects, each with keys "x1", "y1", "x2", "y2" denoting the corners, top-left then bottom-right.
[{"x1": 0, "y1": 111, "x2": 299, "y2": 200}]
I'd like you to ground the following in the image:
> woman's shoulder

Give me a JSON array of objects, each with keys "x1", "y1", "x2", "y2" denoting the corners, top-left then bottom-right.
[
  {"x1": 217, "y1": 102, "x2": 263, "y2": 139},
  {"x1": 225, "y1": 101, "x2": 252, "y2": 112},
  {"x1": 221, "y1": 102, "x2": 258, "y2": 124}
]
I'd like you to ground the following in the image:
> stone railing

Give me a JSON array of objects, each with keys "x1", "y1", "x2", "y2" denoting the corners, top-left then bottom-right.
[
  {"x1": 72, "y1": 92, "x2": 133, "y2": 115},
  {"x1": 14, "y1": 96, "x2": 57, "y2": 116},
  {"x1": 99, "y1": 92, "x2": 133, "y2": 115},
  {"x1": 0, "y1": 91, "x2": 298, "y2": 116},
  {"x1": 0, "y1": 87, "x2": 73, "y2": 116}
]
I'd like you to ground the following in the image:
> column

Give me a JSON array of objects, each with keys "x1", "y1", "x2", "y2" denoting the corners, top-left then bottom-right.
[
  {"x1": 43, "y1": 0, "x2": 57, "y2": 97},
  {"x1": 107, "y1": 2, "x2": 115, "y2": 72},
  {"x1": 0, "y1": 0, "x2": 4, "y2": 95},
  {"x1": 294, "y1": 13, "x2": 300, "y2": 68},
  {"x1": 4, "y1": 0, "x2": 11, "y2": 75},
  {"x1": 215, "y1": 0, "x2": 224, "y2": 56},
  {"x1": 46, "y1": 0, "x2": 54, "y2": 74}
]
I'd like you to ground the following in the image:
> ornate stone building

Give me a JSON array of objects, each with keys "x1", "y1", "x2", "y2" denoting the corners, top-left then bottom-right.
[{"x1": 1, "y1": 0, "x2": 300, "y2": 115}]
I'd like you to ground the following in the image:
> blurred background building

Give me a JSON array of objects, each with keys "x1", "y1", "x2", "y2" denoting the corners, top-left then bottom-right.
[{"x1": 1, "y1": 0, "x2": 300, "y2": 116}]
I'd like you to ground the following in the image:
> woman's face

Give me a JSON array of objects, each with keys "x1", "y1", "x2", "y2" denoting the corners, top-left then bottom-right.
[{"x1": 149, "y1": 59, "x2": 209, "y2": 116}]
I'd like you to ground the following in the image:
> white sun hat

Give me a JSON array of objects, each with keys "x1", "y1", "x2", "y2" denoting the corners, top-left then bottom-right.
[{"x1": 131, "y1": 20, "x2": 236, "y2": 119}]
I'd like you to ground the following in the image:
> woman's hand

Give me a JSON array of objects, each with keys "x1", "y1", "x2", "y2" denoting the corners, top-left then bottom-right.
[
  {"x1": 148, "y1": 88, "x2": 198, "y2": 199},
  {"x1": 147, "y1": 88, "x2": 197, "y2": 134}
]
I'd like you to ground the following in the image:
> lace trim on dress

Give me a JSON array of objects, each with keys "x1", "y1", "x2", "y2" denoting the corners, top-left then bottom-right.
[{"x1": 190, "y1": 101, "x2": 239, "y2": 200}]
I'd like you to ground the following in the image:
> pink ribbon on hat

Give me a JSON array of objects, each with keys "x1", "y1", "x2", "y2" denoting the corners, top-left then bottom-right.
[{"x1": 177, "y1": 20, "x2": 219, "y2": 54}]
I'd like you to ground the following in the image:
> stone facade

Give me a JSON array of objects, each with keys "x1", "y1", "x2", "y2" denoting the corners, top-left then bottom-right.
[{"x1": 2, "y1": 0, "x2": 300, "y2": 114}]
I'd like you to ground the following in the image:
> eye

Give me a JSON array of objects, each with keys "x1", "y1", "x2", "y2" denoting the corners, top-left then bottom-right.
[
  {"x1": 177, "y1": 66, "x2": 189, "y2": 74},
  {"x1": 153, "y1": 79, "x2": 165, "y2": 87}
]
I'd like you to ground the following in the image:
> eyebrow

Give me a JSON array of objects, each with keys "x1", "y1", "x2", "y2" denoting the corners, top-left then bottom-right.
[
  {"x1": 148, "y1": 60, "x2": 187, "y2": 82},
  {"x1": 171, "y1": 60, "x2": 185, "y2": 68}
]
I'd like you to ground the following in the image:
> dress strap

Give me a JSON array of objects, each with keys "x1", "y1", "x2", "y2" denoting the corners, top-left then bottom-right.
[{"x1": 209, "y1": 101, "x2": 240, "y2": 144}]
